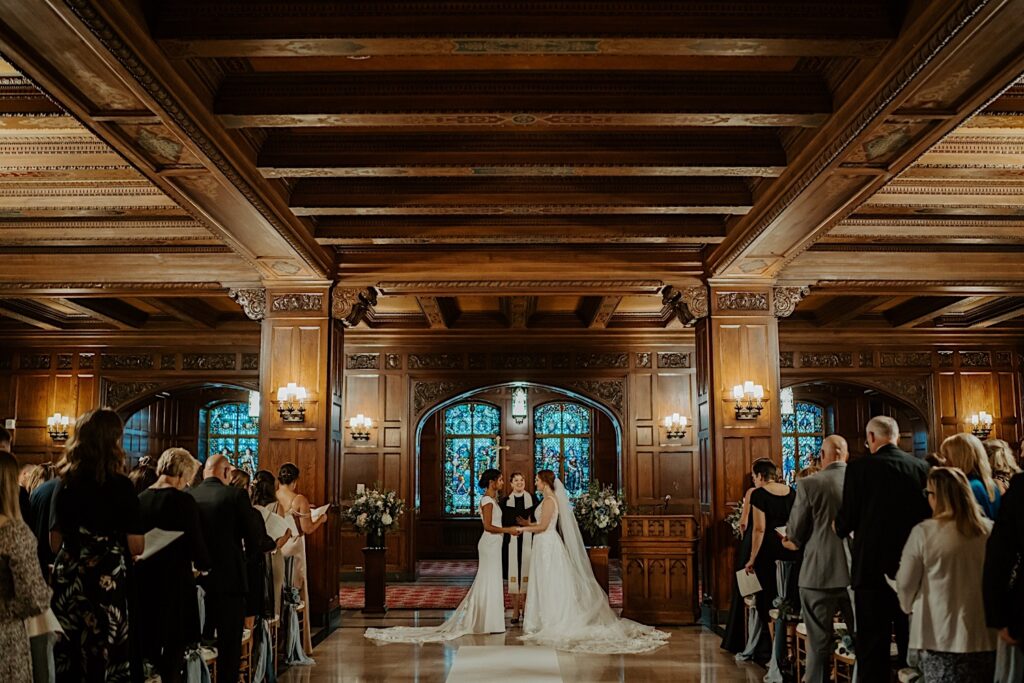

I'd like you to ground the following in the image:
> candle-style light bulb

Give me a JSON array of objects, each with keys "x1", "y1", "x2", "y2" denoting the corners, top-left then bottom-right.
[
  {"x1": 743, "y1": 380, "x2": 755, "y2": 394},
  {"x1": 732, "y1": 385, "x2": 744, "y2": 400},
  {"x1": 753, "y1": 385, "x2": 764, "y2": 400}
]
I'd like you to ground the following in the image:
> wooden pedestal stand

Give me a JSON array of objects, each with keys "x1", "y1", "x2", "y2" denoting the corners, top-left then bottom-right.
[
  {"x1": 362, "y1": 533, "x2": 387, "y2": 615},
  {"x1": 587, "y1": 546, "x2": 610, "y2": 595}
]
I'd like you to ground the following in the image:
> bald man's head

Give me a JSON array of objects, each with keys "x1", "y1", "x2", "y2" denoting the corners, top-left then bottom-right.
[
  {"x1": 821, "y1": 434, "x2": 849, "y2": 465},
  {"x1": 205, "y1": 453, "x2": 232, "y2": 484}
]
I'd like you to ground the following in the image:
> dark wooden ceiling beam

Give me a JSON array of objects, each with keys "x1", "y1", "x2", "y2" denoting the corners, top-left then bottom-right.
[
  {"x1": 814, "y1": 295, "x2": 889, "y2": 327},
  {"x1": 970, "y1": 299, "x2": 1024, "y2": 328},
  {"x1": 258, "y1": 130, "x2": 787, "y2": 178},
  {"x1": 416, "y1": 296, "x2": 461, "y2": 329},
  {"x1": 708, "y1": 1, "x2": 1024, "y2": 279},
  {"x1": 501, "y1": 296, "x2": 537, "y2": 329},
  {"x1": 154, "y1": 1, "x2": 895, "y2": 58},
  {"x1": 143, "y1": 297, "x2": 220, "y2": 328},
  {"x1": 0, "y1": 300, "x2": 63, "y2": 330},
  {"x1": 883, "y1": 296, "x2": 983, "y2": 329},
  {"x1": 61, "y1": 297, "x2": 149, "y2": 329},
  {"x1": 216, "y1": 72, "x2": 832, "y2": 129},
  {"x1": 290, "y1": 177, "x2": 752, "y2": 216},
  {"x1": 577, "y1": 295, "x2": 623, "y2": 329}
]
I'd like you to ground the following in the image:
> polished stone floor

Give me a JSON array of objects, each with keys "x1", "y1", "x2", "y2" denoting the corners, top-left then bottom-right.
[{"x1": 279, "y1": 610, "x2": 765, "y2": 682}]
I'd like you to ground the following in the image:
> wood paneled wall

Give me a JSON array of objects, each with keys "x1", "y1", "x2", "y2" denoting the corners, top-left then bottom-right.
[
  {"x1": 337, "y1": 340, "x2": 697, "y2": 577},
  {"x1": 0, "y1": 347, "x2": 259, "y2": 462}
]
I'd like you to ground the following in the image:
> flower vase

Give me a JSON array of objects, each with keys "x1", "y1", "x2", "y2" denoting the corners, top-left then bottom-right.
[{"x1": 367, "y1": 529, "x2": 385, "y2": 549}]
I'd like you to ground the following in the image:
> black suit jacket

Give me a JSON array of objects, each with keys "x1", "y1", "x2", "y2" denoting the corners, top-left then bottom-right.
[
  {"x1": 984, "y1": 472, "x2": 1024, "y2": 639},
  {"x1": 189, "y1": 477, "x2": 263, "y2": 596},
  {"x1": 835, "y1": 444, "x2": 931, "y2": 589}
]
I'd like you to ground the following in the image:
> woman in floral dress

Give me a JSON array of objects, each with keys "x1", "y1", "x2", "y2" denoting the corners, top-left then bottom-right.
[
  {"x1": 0, "y1": 451, "x2": 52, "y2": 683},
  {"x1": 49, "y1": 409, "x2": 144, "y2": 682}
]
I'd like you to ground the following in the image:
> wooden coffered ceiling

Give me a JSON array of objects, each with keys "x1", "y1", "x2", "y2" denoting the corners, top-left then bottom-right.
[{"x1": 0, "y1": 1, "x2": 1022, "y2": 339}]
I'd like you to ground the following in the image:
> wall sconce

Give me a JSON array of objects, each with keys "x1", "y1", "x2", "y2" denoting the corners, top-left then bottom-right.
[
  {"x1": 663, "y1": 413, "x2": 689, "y2": 438},
  {"x1": 732, "y1": 381, "x2": 765, "y2": 420},
  {"x1": 348, "y1": 414, "x2": 373, "y2": 441},
  {"x1": 275, "y1": 383, "x2": 307, "y2": 422},
  {"x1": 511, "y1": 386, "x2": 528, "y2": 424},
  {"x1": 970, "y1": 411, "x2": 993, "y2": 439},
  {"x1": 46, "y1": 412, "x2": 69, "y2": 442}
]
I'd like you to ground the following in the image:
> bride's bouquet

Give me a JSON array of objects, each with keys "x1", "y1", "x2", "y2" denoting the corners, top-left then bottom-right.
[
  {"x1": 346, "y1": 486, "x2": 405, "y2": 543},
  {"x1": 574, "y1": 481, "x2": 625, "y2": 547}
]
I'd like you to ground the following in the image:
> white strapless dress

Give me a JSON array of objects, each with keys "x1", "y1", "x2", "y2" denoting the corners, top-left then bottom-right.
[
  {"x1": 521, "y1": 498, "x2": 669, "y2": 654},
  {"x1": 365, "y1": 495, "x2": 506, "y2": 643}
]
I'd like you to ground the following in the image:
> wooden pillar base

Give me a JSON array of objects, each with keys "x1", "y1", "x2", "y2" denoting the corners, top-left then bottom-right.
[{"x1": 362, "y1": 546, "x2": 388, "y2": 615}]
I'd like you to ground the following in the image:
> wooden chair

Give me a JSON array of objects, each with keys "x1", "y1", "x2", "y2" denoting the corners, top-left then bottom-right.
[
  {"x1": 794, "y1": 622, "x2": 808, "y2": 682},
  {"x1": 266, "y1": 614, "x2": 281, "y2": 675},
  {"x1": 201, "y1": 647, "x2": 218, "y2": 683},
  {"x1": 296, "y1": 602, "x2": 309, "y2": 655},
  {"x1": 238, "y1": 628, "x2": 253, "y2": 683}
]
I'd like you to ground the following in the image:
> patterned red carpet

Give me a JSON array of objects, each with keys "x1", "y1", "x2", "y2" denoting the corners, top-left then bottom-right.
[{"x1": 340, "y1": 559, "x2": 623, "y2": 609}]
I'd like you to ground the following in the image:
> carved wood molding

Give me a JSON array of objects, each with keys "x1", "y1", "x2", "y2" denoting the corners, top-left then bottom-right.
[
  {"x1": 773, "y1": 286, "x2": 810, "y2": 318},
  {"x1": 103, "y1": 379, "x2": 160, "y2": 409},
  {"x1": 376, "y1": 280, "x2": 664, "y2": 295},
  {"x1": 182, "y1": 353, "x2": 237, "y2": 370},
  {"x1": 716, "y1": 291, "x2": 769, "y2": 311},
  {"x1": 331, "y1": 286, "x2": 377, "y2": 327},
  {"x1": 661, "y1": 284, "x2": 708, "y2": 326},
  {"x1": 413, "y1": 380, "x2": 474, "y2": 414},
  {"x1": 346, "y1": 353, "x2": 379, "y2": 370},
  {"x1": 228, "y1": 287, "x2": 267, "y2": 321},
  {"x1": 568, "y1": 378, "x2": 625, "y2": 414},
  {"x1": 270, "y1": 292, "x2": 324, "y2": 312}
]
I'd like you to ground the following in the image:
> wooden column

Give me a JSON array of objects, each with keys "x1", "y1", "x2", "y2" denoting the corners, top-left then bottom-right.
[
  {"x1": 696, "y1": 283, "x2": 784, "y2": 620},
  {"x1": 258, "y1": 285, "x2": 341, "y2": 627}
]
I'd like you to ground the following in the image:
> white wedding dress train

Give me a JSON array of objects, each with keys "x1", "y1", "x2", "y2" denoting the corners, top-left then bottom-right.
[
  {"x1": 521, "y1": 481, "x2": 669, "y2": 654},
  {"x1": 365, "y1": 495, "x2": 506, "y2": 643}
]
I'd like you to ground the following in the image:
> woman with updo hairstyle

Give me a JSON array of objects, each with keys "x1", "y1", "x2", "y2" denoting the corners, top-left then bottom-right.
[
  {"x1": 367, "y1": 468, "x2": 521, "y2": 643},
  {"x1": 136, "y1": 448, "x2": 209, "y2": 683},
  {"x1": 275, "y1": 462, "x2": 326, "y2": 655},
  {"x1": 50, "y1": 408, "x2": 145, "y2": 682}
]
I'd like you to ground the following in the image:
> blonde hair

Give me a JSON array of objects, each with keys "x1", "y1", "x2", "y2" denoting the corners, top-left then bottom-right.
[
  {"x1": 0, "y1": 452, "x2": 21, "y2": 520},
  {"x1": 156, "y1": 447, "x2": 200, "y2": 482},
  {"x1": 984, "y1": 439, "x2": 1021, "y2": 478},
  {"x1": 928, "y1": 467, "x2": 989, "y2": 538},
  {"x1": 796, "y1": 464, "x2": 821, "y2": 480},
  {"x1": 941, "y1": 433, "x2": 997, "y2": 502}
]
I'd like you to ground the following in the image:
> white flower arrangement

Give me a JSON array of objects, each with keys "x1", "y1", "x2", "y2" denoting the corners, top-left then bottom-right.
[
  {"x1": 345, "y1": 486, "x2": 405, "y2": 537},
  {"x1": 573, "y1": 481, "x2": 625, "y2": 545}
]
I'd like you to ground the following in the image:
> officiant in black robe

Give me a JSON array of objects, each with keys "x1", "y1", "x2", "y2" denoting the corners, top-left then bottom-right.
[{"x1": 500, "y1": 473, "x2": 537, "y2": 622}]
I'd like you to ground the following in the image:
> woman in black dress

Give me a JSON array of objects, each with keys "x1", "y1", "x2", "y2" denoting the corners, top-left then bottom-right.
[
  {"x1": 720, "y1": 485, "x2": 756, "y2": 654},
  {"x1": 49, "y1": 408, "x2": 145, "y2": 683},
  {"x1": 742, "y1": 458, "x2": 800, "y2": 664},
  {"x1": 228, "y1": 469, "x2": 277, "y2": 627},
  {"x1": 136, "y1": 448, "x2": 209, "y2": 683}
]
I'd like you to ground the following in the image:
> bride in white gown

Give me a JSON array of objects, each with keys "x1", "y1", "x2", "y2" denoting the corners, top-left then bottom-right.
[
  {"x1": 365, "y1": 469, "x2": 521, "y2": 643},
  {"x1": 519, "y1": 469, "x2": 669, "y2": 654}
]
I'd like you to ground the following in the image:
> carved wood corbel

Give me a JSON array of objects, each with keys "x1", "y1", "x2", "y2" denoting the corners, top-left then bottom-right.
[
  {"x1": 332, "y1": 285, "x2": 378, "y2": 327},
  {"x1": 228, "y1": 287, "x2": 267, "y2": 321},
  {"x1": 662, "y1": 284, "x2": 708, "y2": 326},
  {"x1": 772, "y1": 286, "x2": 810, "y2": 318}
]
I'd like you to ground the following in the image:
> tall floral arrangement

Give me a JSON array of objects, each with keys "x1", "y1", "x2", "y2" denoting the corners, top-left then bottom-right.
[
  {"x1": 573, "y1": 481, "x2": 625, "y2": 546},
  {"x1": 724, "y1": 500, "x2": 745, "y2": 540},
  {"x1": 346, "y1": 486, "x2": 405, "y2": 544}
]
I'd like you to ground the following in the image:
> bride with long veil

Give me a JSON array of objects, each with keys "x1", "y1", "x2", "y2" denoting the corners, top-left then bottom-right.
[
  {"x1": 518, "y1": 469, "x2": 669, "y2": 654},
  {"x1": 364, "y1": 469, "x2": 521, "y2": 643}
]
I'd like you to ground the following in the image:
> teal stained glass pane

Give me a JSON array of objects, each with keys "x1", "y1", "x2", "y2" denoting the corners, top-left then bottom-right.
[
  {"x1": 474, "y1": 437, "x2": 497, "y2": 488},
  {"x1": 238, "y1": 412, "x2": 259, "y2": 435},
  {"x1": 535, "y1": 438, "x2": 561, "y2": 474},
  {"x1": 782, "y1": 436, "x2": 797, "y2": 482},
  {"x1": 444, "y1": 437, "x2": 473, "y2": 515},
  {"x1": 781, "y1": 413, "x2": 796, "y2": 433},
  {"x1": 798, "y1": 436, "x2": 823, "y2": 469},
  {"x1": 795, "y1": 402, "x2": 823, "y2": 434},
  {"x1": 445, "y1": 404, "x2": 473, "y2": 435},
  {"x1": 208, "y1": 437, "x2": 237, "y2": 462},
  {"x1": 562, "y1": 437, "x2": 591, "y2": 497},
  {"x1": 209, "y1": 403, "x2": 241, "y2": 435},
  {"x1": 561, "y1": 403, "x2": 590, "y2": 435},
  {"x1": 236, "y1": 438, "x2": 259, "y2": 475},
  {"x1": 472, "y1": 404, "x2": 500, "y2": 435},
  {"x1": 535, "y1": 404, "x2": 563, "y2": 435}
]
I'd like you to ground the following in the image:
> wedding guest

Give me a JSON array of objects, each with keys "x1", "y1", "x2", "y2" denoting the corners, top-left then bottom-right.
[
  {"x1": 0, "y1": 450, "x2": 52, "y2": 683},
  {"x1": 137, "y1": 448, "x2": 210, "y2": 683},
  {"x1": 189, "y1": 453, "x2": 265, "y2": 683},
  {"x1": 0, "y1": 425, "x2": 10, "y2": 452},
  {"x1": 784, "y1": 435, "x2": 855, "y2": 683},
  {"x1": 276, "y1": 462, "x2": 327, "y2": 655},
  {"x1": 941, "y1": 432, "x2": 1001, "y2": 519},
  {"x1": 49, "y1": 408, "x2": 145, "y2": 682},
  {"x1": 228, "y1": 469, "x2": 276, "y2": 629},
  {"x1": 985, "y1": 438, "x2": 1021, "y2": 495},
  {"x1": 836, "y1": 416, "x2": 930, "y2": 682},
  {"x1": 18, "y1": 463, "x2": 36, "y2": 524},
  {"x1": 984, "y1": 470, "x2": 1024, "y2": 683},
  {"x1": 25, "y1": 463, "x2": 54, "y2": 494},
  {"x1": 29, "y1": 460, "x2": 61, "y2": 579},
  {"x1": 896, "y1": 467, "x2": 996, "y2": 682},
  {"x1": 128, "y1": 461, "x2": 158, "y2": 494},
  {"x1": 501, "y1": 472, "x2": 536, "y2": 624},
  {"x1": 742, "y1": 458, "x2": 798, "y2": 666},
  {"x1": 721, "y1": 485, "x2": 758, "y2": 656},
  {"x1": 251, "y1": 470, "x2": 289, "y2": 618}
]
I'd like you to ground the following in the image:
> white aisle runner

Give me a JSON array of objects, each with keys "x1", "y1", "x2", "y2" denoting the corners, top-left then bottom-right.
[{"x1": 446, "y1": 645, "x2": 562, "y2": 683}]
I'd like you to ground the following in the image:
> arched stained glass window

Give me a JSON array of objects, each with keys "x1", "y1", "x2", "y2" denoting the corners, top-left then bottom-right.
[
  {"x1": 534, "y1": 402, "x2": 592, "y2": 498},
  {"x1": 782, "y1": 401, "x2": 824, "y2": 482},
  {"x1": 443, "y1": 402, "x2": 501, "y2": 516},
  {"x1": 204, "y1": 401, "x2": 259, "y2": 477}
]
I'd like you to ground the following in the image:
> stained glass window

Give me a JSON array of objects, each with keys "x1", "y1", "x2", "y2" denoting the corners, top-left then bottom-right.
[
  {"x1": 781, "y1": 401, "x2": 824, "y2": 483},
  {"x1": 443, "y1": 402, "x2": 501, "y2": 516},
  {"x1": 533, "y1": 402, "x2": 593, "y2": 498},
  {"x1": 203, "y1": 401, "x2": 259, "y2": 477}
]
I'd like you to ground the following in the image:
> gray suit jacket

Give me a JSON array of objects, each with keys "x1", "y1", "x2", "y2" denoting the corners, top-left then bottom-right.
[{"x1": 787, "y1": 462, "x2": 851, "y2": 589}]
